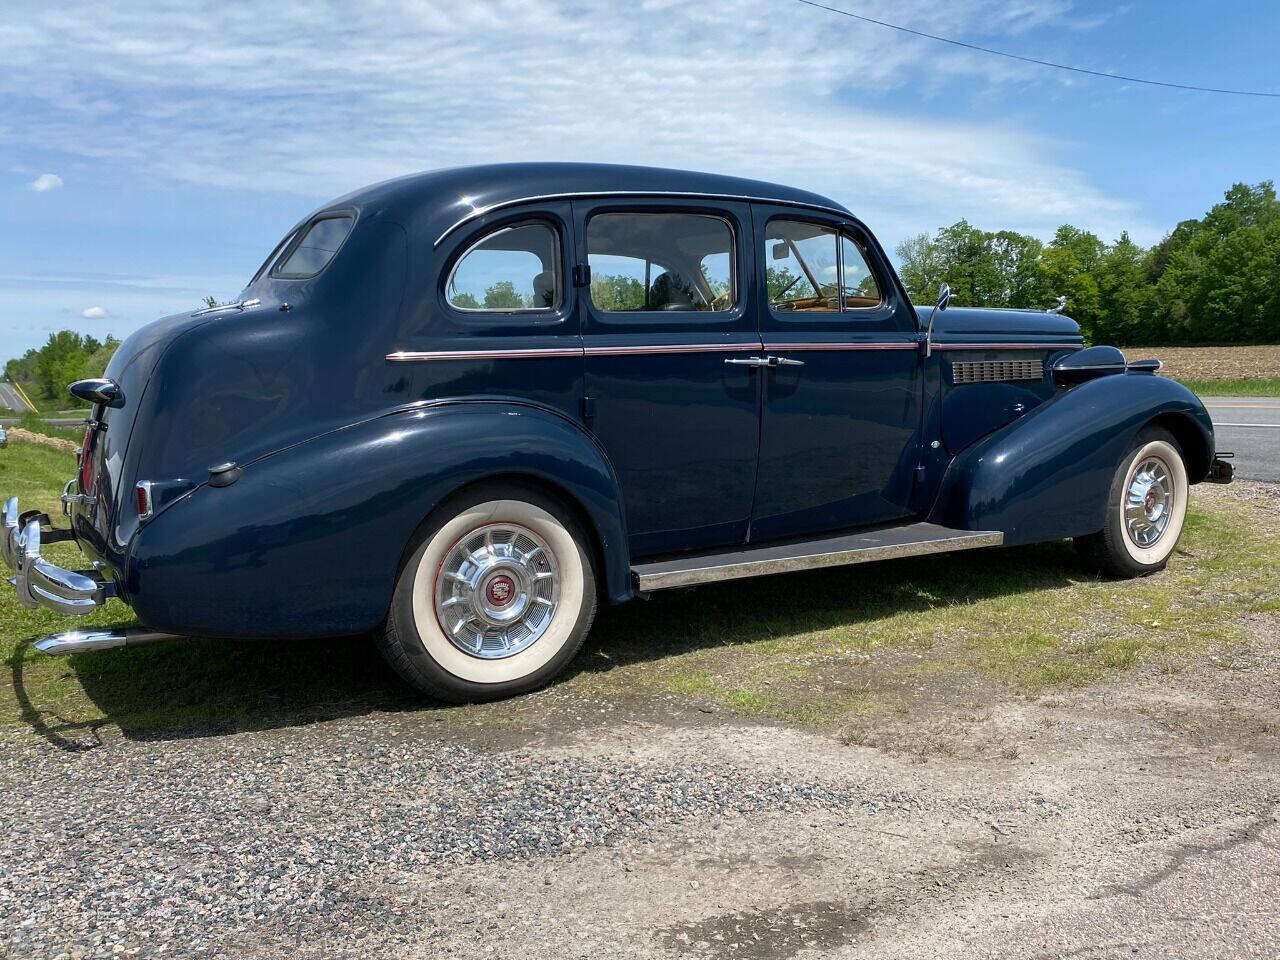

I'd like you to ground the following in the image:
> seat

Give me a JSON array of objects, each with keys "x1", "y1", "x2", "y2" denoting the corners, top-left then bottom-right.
[
  {"x1": 649, "y1": 271, "x2": 697, "y2": 311},
  {"x1": 531, "y1": 271, "x2": 555, "y2": 309}
]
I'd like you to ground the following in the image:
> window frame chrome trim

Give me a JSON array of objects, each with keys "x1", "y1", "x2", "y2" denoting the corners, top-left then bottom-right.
[
  {"x1": 434, "y1": 191, "x2": 853, "y2": 249},
  {"x1": 443, "y1": 219, "x2": 564, "y2": 315}
]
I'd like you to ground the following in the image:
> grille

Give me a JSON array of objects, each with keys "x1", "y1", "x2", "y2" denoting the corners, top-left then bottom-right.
[{"x1": 951, "y1": 359, "x2": 1044, "y2": 384}]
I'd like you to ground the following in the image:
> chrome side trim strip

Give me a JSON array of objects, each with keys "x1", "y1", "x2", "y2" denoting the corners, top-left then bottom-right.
[
  {"x1": 932, "y1": 342, "x2": 1082, "y2": 351},
  {"x1": 634, "y1": 528, "x2": 1004, "y2": 591},
  {"x1": 765, "y1": 341, "x2": 917, "y2": 352},
  {"x1": 585, "y1": 342, "x2": 761, "y2": 357},
  {"x1": 387, "y1": 347, "x2": 583, "y2": 362},
  {"x1": 433, "y1": 191, "x2": 852, "y2": 248},
  {"x1": 388, "y1": 343, "x2": 764, "y2": 362}
]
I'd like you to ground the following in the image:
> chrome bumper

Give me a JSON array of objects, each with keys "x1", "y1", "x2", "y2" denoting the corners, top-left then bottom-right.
[{"x1": 3, "y1": 494, "x2": 115, "y2": 615}]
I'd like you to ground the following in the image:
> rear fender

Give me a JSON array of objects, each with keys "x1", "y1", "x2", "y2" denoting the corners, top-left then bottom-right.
[
  {"x1": 929, "y1": 374, "x2": 1214, "y2": 545},
  {"x1": 126, "y1": 401, "x2": 630, "y2": 638}
]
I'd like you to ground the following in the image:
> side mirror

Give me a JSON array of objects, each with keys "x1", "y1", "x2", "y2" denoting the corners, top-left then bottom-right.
[{"x1": 924, "y1": 283, "x2": 950, "y2": 357}]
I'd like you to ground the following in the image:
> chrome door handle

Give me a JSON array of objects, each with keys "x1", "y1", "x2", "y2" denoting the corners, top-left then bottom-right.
[
  {"x1": 725, "y1": 357, "x2": 771, "y2": 368},
  {"x1": 767, "y1": 356, "x2": 804, "y2": 367}
]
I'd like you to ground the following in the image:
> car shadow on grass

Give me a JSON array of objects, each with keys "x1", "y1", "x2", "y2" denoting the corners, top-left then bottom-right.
[{"x1": 11, "y1": 542, "x2": 1087, "y2": 747}]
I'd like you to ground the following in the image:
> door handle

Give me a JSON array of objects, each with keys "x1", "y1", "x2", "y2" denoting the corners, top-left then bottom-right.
[{"x1": 724, "y1": 356, "x2": 805, "y2": 369}]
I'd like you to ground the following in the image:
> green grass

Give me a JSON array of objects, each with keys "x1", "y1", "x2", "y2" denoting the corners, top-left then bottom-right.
[
  {"x1": 1175, "y1": 377, "x2": 1280, "y2": 397},
  {"x1": 1, "y1": 437, "x2": 1277, "y2": 743}
]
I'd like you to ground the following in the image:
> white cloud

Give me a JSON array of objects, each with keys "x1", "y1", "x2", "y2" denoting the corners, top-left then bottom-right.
[
  {"x1": 0, "y1": 1, "x2": 1149, "y2": 245},
  {"x1": 81, "y1": 305, "x2": 107, "y2": 318},
  {"x1": 27, "y1": 172, "x2": 63, "y2": 192}
]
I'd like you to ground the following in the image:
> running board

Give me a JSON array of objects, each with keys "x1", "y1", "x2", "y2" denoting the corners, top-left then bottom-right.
[{"x1": 631, "y1": 523, "x2": 1003, "y2": 592}]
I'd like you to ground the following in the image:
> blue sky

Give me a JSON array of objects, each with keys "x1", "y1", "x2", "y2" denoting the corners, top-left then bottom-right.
[{"x1": 2, "y1": 0, "x2": 1277, "y2": 363}]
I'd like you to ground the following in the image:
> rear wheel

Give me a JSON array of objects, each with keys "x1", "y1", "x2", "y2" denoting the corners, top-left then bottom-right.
[
  {"x1": 378, "y1": 483, "x2": 597, "y2": 702},
  {"x1": 1075, "y1": 427, "x2": 1189, "y2": 578}
]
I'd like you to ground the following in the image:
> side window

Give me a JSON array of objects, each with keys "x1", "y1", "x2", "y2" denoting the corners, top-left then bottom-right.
[
  {"x1": 840, "y1": 234, "x2": 882, "y2": 308},
  {"x1": 765, "y1": 220, "x2": 885, "y2": 313},
  {"x1": 274, "y1": 215, "x2": 354, "y2": 278},
  {"x1": 766, "y1": 221, "x2": 837, "y2": 312},
  {"x1": 587, "y1": 213, "x2": 735, "y2": 313},
  {"x1": 447, "y1": 221, "x2": 560, "y2": 312}
]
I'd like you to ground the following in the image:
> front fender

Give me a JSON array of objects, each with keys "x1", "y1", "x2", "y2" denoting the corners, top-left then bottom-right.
[
  {"x1": 929, "y1": 374, "x2": 1214, "y2": 546},
  {"x1": 125, "y1": 401, "x2": 630, "y2": 639}
]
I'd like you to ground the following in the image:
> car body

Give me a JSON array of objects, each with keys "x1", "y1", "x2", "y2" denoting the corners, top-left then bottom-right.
[{"x1": 2, "y1": 163, "x2": 1232, "y2": 699}]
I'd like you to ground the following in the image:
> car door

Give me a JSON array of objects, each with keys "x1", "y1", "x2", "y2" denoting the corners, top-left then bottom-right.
[
  {"x1": 573, "y1": 199, "x2": 762, "y2": 558},
  {"x1": 749, "y1": 206, "x2": 923, "y2": 542}
]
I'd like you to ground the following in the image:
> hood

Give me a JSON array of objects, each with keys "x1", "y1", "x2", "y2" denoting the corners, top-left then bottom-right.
[{"x1": 913, "y1": 305, "x2": 1083, "y2": 345}]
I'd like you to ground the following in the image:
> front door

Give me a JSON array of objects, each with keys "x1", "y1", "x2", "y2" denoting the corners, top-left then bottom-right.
[
  {"x1": 749, "y1": 207, "x2": 923, "y2": 542},
  {"x1": 573, "y1": 199, "x2": 761, "y2": 558}
]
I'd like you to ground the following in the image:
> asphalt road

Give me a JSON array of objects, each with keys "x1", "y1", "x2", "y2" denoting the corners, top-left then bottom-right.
[
  {"x1": 1202, "y1": 397, "x2": 1280, "y2": 482},
  {"x1": 0, "y1": 381, "x2": 32, "y2": 414},
  {"x1": 2, "y1": 394, "x2": 1276, "y2": 480}
]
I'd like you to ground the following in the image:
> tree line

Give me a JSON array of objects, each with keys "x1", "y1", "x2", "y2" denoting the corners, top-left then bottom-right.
[
  {"x1": 895, "y1": 181, "x2": 1280, "y2": 345},
  {"x1": 4, "y1": 332, "x2": 119, "y2": 408}
]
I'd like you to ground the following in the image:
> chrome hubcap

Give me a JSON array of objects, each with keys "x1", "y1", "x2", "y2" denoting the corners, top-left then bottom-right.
[
  {"x1": 1124, "y1": 456, "x2": 1174, "y2": 549},
  {"x1": 433, "y1": 523, "x2": 559, "y2": 659}
]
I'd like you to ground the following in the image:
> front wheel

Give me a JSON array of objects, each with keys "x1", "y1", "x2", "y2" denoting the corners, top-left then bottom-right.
[
  {"x1": 1075, "y1": 427, "x2": 1189, "y2": 578},
  {"x1": 377, "y1": 483, "x2": 598, "y2": 702}
]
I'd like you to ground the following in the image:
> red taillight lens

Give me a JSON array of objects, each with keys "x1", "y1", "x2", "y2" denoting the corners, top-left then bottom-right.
[
  {"x1": 78, "y1": 427, "x2": 94, "y2": 492},
  {"x1": 135, "y1": 481, "x2": 153, "y2": 521}
]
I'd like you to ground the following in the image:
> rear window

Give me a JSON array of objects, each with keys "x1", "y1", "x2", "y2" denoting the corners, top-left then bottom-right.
[{"x1": 273, "y1": 215, "x2": 354, "y2": 278}]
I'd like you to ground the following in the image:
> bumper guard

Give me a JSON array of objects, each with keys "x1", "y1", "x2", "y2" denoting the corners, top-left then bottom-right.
[{"x1": 3, "y1": 494, "x2": 115, "y2": 615}]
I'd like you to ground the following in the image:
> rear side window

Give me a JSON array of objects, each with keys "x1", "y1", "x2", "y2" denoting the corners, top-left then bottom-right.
[
  {"x1": 447, "y1": 222, "x2": 561, "y2": 312},
  {"x1": 274, "y1": 215, "x2": 354, "y2": 278},
  {"x1": 587, "y1": 213, "x2": 735, "y2": 313}
]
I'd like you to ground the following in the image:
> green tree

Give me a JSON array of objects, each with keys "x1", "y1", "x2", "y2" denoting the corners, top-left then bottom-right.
[{"x1": 482, "y1": 280, "x2": 525, "y2": 309}]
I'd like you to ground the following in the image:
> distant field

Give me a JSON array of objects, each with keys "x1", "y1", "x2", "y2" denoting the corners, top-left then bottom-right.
[{"x1": 1121, "y1": 344, "x2": 1280, "y2": 395}]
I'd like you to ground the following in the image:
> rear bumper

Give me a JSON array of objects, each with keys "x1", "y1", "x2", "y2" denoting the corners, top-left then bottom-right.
[
  {"x1": 1206, "y1": 455, "x2": 1234, "y2": 485},
  {"x1": 3, "y1": 493, "x2": 117, "y2": 615}
]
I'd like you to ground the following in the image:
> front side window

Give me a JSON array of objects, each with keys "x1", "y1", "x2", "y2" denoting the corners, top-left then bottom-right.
[
  {"x1": 766, "y1": 220, "x2": 883, "y2": 312},
  {"x1": 274, "y1": 215, "x2": 354, "y2": 278},
  {"x1": 587, "y1": 213, "x2": 735, "y2": 313},
  {"x1": 447, "y1": 222, "x2": 560, "y2": 312}
]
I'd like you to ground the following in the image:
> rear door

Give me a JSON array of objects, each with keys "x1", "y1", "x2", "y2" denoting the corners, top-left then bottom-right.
[
  {"x1": 749, "y1": 206, "x2": 923, "y2": 542},
  {"x1": 573, "y1": 199, "x2": 762, "y2": 558}
]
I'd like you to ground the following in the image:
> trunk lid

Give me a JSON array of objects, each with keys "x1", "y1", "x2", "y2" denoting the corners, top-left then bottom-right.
[{"x1": 72, "y1": 311, "x2": 209, "y2": 564}]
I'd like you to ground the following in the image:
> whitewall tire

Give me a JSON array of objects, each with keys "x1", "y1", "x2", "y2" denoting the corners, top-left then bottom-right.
[
  {"x1": 1076, "y1": 427, "x2": 1189, "y2": 578},
  {"x1": 378, "y1": 483, "x2": 597, "y2": 702}
]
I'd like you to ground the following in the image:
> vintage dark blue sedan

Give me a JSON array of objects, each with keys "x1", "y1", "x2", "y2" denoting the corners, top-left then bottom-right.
[{"x1": 3, "y1": 163, "x2": 1233, "y2": 701}]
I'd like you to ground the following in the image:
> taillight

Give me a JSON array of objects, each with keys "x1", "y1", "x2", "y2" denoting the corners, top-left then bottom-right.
[
  {"x1": 135, "y1": 481, "x2": 153, "y2": 521},
  {"x1": 78, "y1": 426, "x2": 94, "y2": 491}
]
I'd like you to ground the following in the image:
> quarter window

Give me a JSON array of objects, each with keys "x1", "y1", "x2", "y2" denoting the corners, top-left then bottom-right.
[
  {"x1": 765, "y1": 220, "x2": 882, "y2": 312},
  {"x1": 274, "y1": 215, "x2": 354, "y2": 278},
  {"x1": 587, "y1": 213, "x2": 735, "y2": 313},
  {"x1": 447, "y1": 222, "x2": 560, "y2": 312}
]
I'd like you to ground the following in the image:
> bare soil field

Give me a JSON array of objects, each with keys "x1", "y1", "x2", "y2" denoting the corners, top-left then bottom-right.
[{"x1": 1121, "y1": 344, "x2": 1280, "y2": 380}]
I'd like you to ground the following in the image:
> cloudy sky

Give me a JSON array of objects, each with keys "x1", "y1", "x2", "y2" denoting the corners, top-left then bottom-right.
[{"x1": 2, "y1": 0, "x2": 1277, "y2": 361}]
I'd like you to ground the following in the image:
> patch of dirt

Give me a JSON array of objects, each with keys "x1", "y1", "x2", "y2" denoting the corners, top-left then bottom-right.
[
  {"x1": 1123, "y1": 344, "x2": 1280, "y2": 380},
  {"x1": 6, "y1": 427, "x2": 78, "y2": 451}
]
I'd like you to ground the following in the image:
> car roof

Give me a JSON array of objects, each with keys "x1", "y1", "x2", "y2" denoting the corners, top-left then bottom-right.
[{"x1": 313, "y1": 162, "x2": 852, "y2": 248}]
